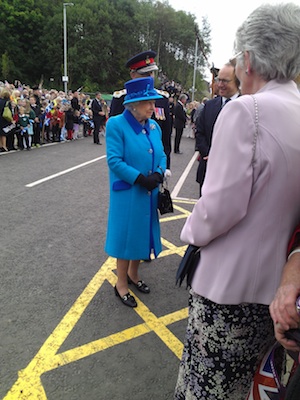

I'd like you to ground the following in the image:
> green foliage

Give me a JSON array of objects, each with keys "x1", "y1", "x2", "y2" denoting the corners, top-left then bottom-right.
[
  {"x1": 0, "y1": 0, "x2": 211, "y2": 94},
  {"x1": 1, "y1": 52, "x2": 12, "y2": 79}
]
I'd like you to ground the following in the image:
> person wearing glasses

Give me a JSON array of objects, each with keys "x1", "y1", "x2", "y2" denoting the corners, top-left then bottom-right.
[
  {"x1": 175, "y1": 3, "x2": 300, "y2": 399},
  {"x1": 195, "y1": 63, "x2": 240, "y2": 196}
]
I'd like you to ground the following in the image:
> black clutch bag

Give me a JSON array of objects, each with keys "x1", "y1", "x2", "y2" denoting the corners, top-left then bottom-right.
[
  {"x1": 176, "y1": 245, "x2": 201, "y2": 288},
  {"x1": 158, "y1": 183, "x2": 173, "y2": 215}
]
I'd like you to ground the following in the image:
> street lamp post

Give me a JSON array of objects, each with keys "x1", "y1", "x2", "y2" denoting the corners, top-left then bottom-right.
[
  {"x1": 63, "y1": 2, "x2": 74, "y2": 94},
  {"x1": 191, "y1": 37, "x2": 198, "y2": 102}
]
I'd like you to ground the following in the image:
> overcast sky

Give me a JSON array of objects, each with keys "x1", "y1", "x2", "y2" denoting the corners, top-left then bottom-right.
[{"x1": 168, "y1": 0, "x2": 300, "y2": 77}]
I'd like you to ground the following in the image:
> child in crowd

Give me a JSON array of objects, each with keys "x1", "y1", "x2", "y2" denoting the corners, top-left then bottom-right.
[
  {"x1": 80, "y1": 108, "x2": 93, "y2": 137},
  {"x1": 24, "y1": 99, "x2": 35, "y2": 148},
  {"x1": 29, "y1": 95, "x2": 42, "y2": 147},
  {"x1": 42, "y1": 101, "x2": 54, "y2": 142},
  {"x1": 51, "y1": 102, "x2": 64, "y2": 142},
  {"x1": 73, "y1": 109, "x2": 80, "y2": 140},
  {"x1": 17, "y1": 106, "x2": 31, "y2": 150},
  {"x1": 64, "y1": 104, "x2": 74, "y2": 140}
]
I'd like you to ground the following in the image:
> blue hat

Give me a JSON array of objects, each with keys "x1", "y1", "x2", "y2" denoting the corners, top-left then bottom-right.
[{"x1": 123, "y1": 77, "x2": 162, "y2": 105}]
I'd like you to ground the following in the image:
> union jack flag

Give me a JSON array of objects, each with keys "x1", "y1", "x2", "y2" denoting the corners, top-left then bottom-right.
[{"x1": 247, "y1": 343, "x2": 293, "y2": 400}]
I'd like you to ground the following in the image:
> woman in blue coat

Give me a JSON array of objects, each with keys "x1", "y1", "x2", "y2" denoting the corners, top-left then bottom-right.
[{"x1": 105, "y1": 77, "x2": 167, "y2": 308}]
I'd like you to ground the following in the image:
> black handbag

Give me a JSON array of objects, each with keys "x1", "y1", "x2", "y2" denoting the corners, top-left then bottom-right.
[
  {"x1": 158, "y1": 182, "x2": 173, "y2": 215},
  {"x1": 176, "y1": 245, "x2": 201, "y2": 288}
]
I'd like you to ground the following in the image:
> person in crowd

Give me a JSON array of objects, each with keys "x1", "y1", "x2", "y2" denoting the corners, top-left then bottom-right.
[
  {"x1": 70, "y1": 90, "x2": 80, "y2": 113},
  {"x1": 105, "y1": 77, "x2": 166, "y2": 308},
  {"x1": 193, "y1": 96, "x2": 208, "y2": 127},
  {"x1": 195, "y1": 63, "x2": 240, "y2": 196},
  {"x1": 91, "y1": 92, "x2": 105, "y2": 145},
  {"x1": 42, "y1": 100, "x2": 53, "y2": 143},
  {"x1": 64, "y1": 103, "x2": 74, "y2": 141},
  {"x1": 71, "y1": 90, "x2": 81, "y2": 140},
  {"x1": 80, "y1": 108, "x2": 93, "y2": 137},
  {"x1": 6, "y1": 94, "x2": 18, "y2": 151},
  {"x1": 29, "y1": 95, "x2": 42, "y2": 147},
  {"x1": 0, "y1": 88, "x2": 13, "y2": 152},
  {"x1": 17, "y1": 105, "x2": 31, "y2": 150},
  {"x1": 174, "y1": 3, "x2": 300, "y2": 399},
  {"x1": 168, "y1": 95, "x2": 175, "y2": 134},
  {"x1": 72, "y1": 108, "x2": 80, "y2": 140},
  {"x1": 173, "y1": 93, "x2": 187, "y2": 154},
  {"x1": 186, "y1": 101, "x2": 199, "y2": 139},
  {"x1": 32, "y1": 86, "x2": 41, "y2": 107},
  {"x1": 51, "y1": 102, "x2": 64, "y2": 142},
  {"x1": 100, "y1": 98, "x2": 108, "y2": 135},
  {"x1": 24, "y1": 99, "x2": 35, "y2": 149},
  {"x1": 109, "y1": 50, "x2": 172, "y2": 173}
]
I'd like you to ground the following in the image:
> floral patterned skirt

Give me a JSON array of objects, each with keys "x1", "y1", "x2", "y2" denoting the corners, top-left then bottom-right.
[{"x1": 174, "y1": 290, "x2": 275, "y2": 400}]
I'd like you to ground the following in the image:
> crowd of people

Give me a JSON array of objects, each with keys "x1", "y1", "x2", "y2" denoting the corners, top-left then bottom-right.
[{"x1": 0, "y1": 84, "x2": 110, "y2": 153}]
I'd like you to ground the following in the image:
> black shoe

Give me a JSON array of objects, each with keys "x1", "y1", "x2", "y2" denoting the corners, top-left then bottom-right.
[
  {"x1": 174, "y1": 151, "x2": 183, "y2": 154},
  {"x1": 143, "y1": 258, "x2": 152, "y2": 263},
  {"x1": 114, "y1": 286, "x2": 137, "y2": 307},
  {"x1": 127, "y1": 276, "x2": 150, "y2": 294}
]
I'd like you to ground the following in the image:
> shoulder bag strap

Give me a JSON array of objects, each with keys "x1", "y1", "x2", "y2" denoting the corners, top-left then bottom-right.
[{"x1": 251, "y1": 95, "x2": 259, "y2": 166}]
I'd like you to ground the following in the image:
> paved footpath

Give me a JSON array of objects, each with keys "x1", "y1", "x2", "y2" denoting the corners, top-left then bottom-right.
[{"x1": 0, "y1": 131, "x2": 200, "y2": 399}]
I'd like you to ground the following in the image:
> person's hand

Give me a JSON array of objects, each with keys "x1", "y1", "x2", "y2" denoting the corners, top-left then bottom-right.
[
  {"x1": 270, "y1": 284, "x2": 299, "y2": 330},
  {"x1": 203, "y1": 156, "x2": 209, "y2": 160},
  {"x1": 164, "y1": 169, "x2": 172, "y2": 179},
  {"x1": 273, "y1": 322, "x2": 300, "y2": 352},
  {"x1": 135, "y1": 173, "x2": 163, "y2": 191},
  {"x1": 270, "y1": 284, "x2": 300, "y2": 351}
]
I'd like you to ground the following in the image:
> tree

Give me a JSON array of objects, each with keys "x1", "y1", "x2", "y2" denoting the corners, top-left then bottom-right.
[{"x1": 0, "y1": 0, "x2": 211, "y2": 93}]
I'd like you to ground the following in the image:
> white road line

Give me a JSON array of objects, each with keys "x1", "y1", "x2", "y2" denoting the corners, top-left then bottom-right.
[
  {"x1": 26, "y1": 156, "x2": 106, "y2": 188},
  {"x1": 171, "y1": 152, "x2": 198, "y2": 199}
]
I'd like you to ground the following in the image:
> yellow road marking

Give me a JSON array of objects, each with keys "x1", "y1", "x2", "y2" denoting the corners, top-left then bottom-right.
[{"x1": 4, "y1": 203, "x2": 190, "y2": 399}]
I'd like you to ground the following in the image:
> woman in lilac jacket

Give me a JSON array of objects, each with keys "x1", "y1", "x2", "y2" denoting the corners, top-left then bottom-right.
[{"x1": 175, "y1": 4, "x2": 300, "y2": 399}]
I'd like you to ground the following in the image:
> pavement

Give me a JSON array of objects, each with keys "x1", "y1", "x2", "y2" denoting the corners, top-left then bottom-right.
[{"x1": 0, "y1": 128, "x2": 200, "y2": 400}]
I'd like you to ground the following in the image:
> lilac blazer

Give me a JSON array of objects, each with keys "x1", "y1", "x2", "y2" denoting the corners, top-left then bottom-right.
[{"x1": 181, "y1": 80, "x2": 300, "y2": 305}]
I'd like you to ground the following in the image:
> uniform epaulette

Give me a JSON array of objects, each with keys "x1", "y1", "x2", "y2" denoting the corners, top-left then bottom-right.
[
  {"x1": 113, "y1": 89, "x2": 127, "y2": 98},
  {"x1": 156, "y1": 89, "x2": 169, "y2": 98}
]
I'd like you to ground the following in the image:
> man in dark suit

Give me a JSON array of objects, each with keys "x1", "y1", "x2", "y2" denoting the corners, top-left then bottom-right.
[
  {"x1": 196, "y1": 63, "x2": 240, "y2": 196},
  {"x1": 91, "y1": 92, "x2": 105, "y2": 145},
  {"x1": 173, "y1": 93, "x2": 188, "y2": 154},
  {"x1": 109, "y1": 50, "x2": 172, "y2": 171}
]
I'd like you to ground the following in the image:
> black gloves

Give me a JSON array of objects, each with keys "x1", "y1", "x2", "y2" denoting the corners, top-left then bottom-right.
[{"x1": 135, "y1": 172, "x2": 163, "y2": 191}]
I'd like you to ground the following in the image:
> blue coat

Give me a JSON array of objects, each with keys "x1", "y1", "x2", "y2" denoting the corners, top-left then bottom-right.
[{"x1": 105, "y1": 110, "x2": 166, "y2": 260}]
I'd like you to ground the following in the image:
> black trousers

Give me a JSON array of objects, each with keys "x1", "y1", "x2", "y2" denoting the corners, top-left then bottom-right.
[
  {"x1": 93, "y1": 118, "x2": 101, "y2": 144},
  {"x1": 174, "y1": 127, "x2": 184, "y2": 153},
  {"x1": 33, "y1": 122, "x2": 41, "y2": 145},
  {"x1": 162, "y1": 131, "x2": 171, "y2": 169}
]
